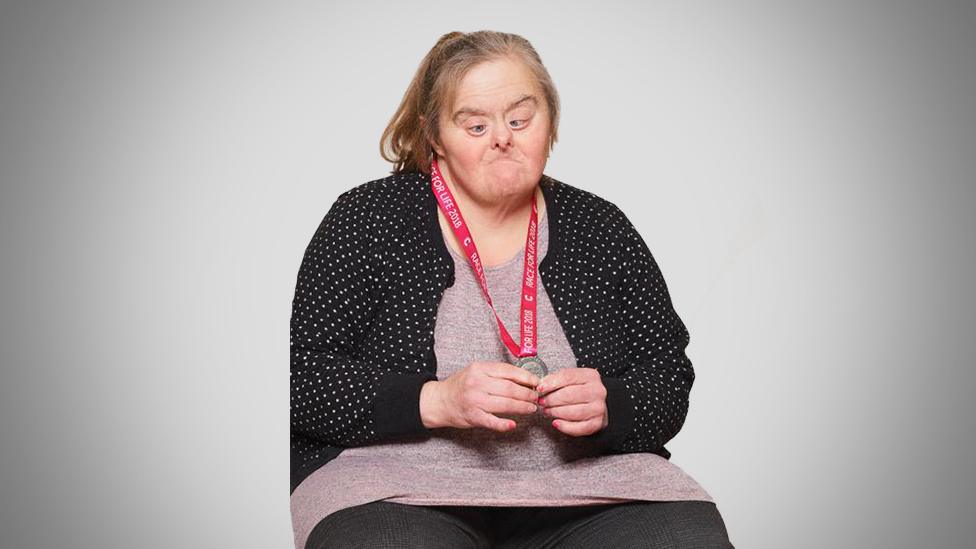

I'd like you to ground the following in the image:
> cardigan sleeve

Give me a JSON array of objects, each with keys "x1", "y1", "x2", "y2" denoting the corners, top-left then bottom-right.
[
  {"x1": 290, "y1": 189, "x2": 437, "y2": 448},
  {"x1": 583, "y1": 203, "x2": 695, "y2": 455}
]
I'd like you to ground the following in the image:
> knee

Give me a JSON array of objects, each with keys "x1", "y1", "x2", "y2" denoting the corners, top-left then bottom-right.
[
  {"x1": 305, "y1": 503, "x2": 415, "y2": 549},
  {"x1": 305, "y1": 502, "x2": 488, "y2": 549},
  {"x1": 660, "y1": 501, "x2": 734, "y2": 549},
  {"x1": 593, "y1": 501, "x2": 732, "y2": 549}
]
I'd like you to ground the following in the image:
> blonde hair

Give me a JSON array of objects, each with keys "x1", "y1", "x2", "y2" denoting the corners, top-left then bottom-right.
[{"x1": 380, "y1": 30, "x2": 561, "y2": 175}]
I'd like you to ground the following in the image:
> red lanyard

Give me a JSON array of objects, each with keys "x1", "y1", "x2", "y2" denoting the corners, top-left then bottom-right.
[{"x1": 430, "y1": 158, "x2": 539, "y2": 360}]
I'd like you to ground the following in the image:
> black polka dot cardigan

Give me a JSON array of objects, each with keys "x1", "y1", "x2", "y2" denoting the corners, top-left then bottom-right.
[{"x1": 290, "y1": 172, "x2": 695, "y2": 494}]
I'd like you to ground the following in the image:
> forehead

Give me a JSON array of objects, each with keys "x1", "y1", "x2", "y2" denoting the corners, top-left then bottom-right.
[{"x1": 447, "y1": 57, "x2": 543, "y2": 117}]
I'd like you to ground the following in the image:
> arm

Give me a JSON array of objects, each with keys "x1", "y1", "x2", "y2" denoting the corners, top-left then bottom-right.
[
  {"x1": 290, "y1": 189, "x2": 437, "y2": 447},
  {"x1": 583, "y1": 204, "x2": 695, "y2": 456}
]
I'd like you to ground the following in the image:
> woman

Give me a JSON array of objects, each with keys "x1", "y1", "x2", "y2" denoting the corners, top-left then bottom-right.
[{"x1": 291, "y1": 30, "x2": 734, "y2": 548}]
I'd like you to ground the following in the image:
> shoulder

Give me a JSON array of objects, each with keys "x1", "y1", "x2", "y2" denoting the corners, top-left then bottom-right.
[
  {"x1": 330, "y1": 171, "x2": 430, "y2": 215},
  {"x1": 543, "y1": 175, "x2": 636, "y2": 243},
  {"x1": 305, "y1": 172, "x2": 430, "y2": 252},
  {"x1": 314, "y1": 171, "x2": 431, "y2": 240}
]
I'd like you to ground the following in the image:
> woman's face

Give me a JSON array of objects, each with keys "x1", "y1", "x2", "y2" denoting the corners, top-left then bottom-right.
[{"x1": 432, "y1": 56, "x2": 551, "y2": 207}]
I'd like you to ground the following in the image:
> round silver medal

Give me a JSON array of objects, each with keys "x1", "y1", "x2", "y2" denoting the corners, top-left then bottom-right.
[{"x1": 515, "y1": 356, "x2": 548, "y2": 379}]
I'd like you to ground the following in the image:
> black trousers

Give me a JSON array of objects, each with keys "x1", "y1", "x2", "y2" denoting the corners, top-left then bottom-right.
[{"x1": 305, "y1": 500, "x2": 734, "y2": 549}]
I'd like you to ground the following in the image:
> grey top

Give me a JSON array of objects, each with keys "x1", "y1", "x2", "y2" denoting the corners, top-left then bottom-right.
[{"x1": 290, "y1": 209, "x2": 712, "y2": 549}]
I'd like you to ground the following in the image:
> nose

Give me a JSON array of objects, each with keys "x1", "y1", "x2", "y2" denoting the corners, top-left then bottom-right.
[{"x1": 491, "y1": 122, "x2": 513, "y2": 150}]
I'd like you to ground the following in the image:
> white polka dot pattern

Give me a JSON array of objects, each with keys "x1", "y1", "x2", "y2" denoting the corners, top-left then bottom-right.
[{"x1": 290, "y1": 172, "x2": 695, "y2": 494}]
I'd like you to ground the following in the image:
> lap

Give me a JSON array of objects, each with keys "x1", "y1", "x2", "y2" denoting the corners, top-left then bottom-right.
[{"x1": 305, "y1": 499, "x2": 732, "y2": 549}]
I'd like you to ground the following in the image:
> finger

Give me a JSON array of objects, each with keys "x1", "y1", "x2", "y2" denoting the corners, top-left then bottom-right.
[
  {"x1": 535, "y1": 371, "x2": 559, "y2": 394},
  {"x1": 551, "y1": 417, "x2": 603, "y2": 437},
  {"x1": 484, "y1": 394, "x2": 540, "y2": 417},
  {"x1": 486, "y1": 377, "x2": 541, "y2": 403},
  {"x1": 489, "y1": 362, "x2": 541, "y2": 390},
  {"x1": 538, "y1": 367, "x2": 600, "y2": 395},
  {"x1": 543, "y1": 402, "x2": 602, "y2": 422},
  {"x1": 536, "y1": 371, "x2": 583, "y2": 396},
  {"x1": 477, "y1": 409, "x2": 518, "y2": 432},
  {"x1": 537, "y1": 384, "x2": 589, "y2": 407}
]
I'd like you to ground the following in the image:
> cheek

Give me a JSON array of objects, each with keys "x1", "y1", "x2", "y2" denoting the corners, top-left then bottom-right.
[
  {"x1": 460, "y1": 147, "x2": 488, "y2": 169},
  {"x1": 524, "y1": 129, "x2": 550, "y2": 162},
  {"x1": 446, "y1": 148, "x2": 488, "y2": 178},
  {"x1": 444, "y1": 134, "x2": 485, "y2": 166}
]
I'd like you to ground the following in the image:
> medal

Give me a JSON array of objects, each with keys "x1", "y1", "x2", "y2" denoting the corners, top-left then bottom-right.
[
  {"x1": 515, "y1": 356, "x2": 548, "y2": 379},
  {"x1": 430, "y1": 158, "x2": 547, "y2": 379}
]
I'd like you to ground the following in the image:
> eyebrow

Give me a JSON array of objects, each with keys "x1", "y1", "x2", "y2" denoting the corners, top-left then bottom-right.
[{"x1": 451, "y1": 94, "x2": 538, "y2": 124}]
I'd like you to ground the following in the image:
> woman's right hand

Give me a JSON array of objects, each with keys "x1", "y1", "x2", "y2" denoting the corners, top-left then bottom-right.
[{"x1": 420, "y1": 361, "x2": 542, "y2": 432}]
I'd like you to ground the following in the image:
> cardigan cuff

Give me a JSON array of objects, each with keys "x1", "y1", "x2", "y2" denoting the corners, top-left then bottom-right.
[
  {"x1": 582, "y1": 376, "x2": 634, "y2": 451},
  {"x1": 372, "y1": 372, "x2": 439, "y2": 440}
]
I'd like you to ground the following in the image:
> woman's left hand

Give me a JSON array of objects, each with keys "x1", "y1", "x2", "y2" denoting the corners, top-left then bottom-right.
[{"x1": 536, "y1": 367, "x2": 610, "y2": 436}]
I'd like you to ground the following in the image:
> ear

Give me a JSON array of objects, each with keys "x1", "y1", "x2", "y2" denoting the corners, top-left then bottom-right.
[{"x1": 420, "y1": 115, "x2": 446, "y2": 158}]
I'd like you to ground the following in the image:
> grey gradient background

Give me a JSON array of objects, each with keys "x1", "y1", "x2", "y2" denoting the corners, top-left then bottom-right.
[{"x1": 1, "y1": 1, "x2": 973, "y2": 547}]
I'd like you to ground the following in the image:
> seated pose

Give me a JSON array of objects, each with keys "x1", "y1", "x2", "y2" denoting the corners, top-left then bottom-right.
[{"x1": 290, "y1": 30, "x2": 734, "y2": 549}]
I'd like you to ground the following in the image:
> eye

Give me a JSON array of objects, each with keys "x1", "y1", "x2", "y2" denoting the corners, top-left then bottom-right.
[
  {"x1": 509, "y1": 119, "x2": 527, "y2": 129},
  {"x1": 469, "y1": 124, "x2": 487, "y2": 135}
]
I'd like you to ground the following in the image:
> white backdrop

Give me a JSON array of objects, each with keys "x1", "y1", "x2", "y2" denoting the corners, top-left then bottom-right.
[{"x1": 1, "y1": 1, "x2": 974, "y2": 547}]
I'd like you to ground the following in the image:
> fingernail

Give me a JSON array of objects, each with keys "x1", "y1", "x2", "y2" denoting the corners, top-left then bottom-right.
[{"x1": 537, "y1": 397, "x2": 545, "y2": 405}]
